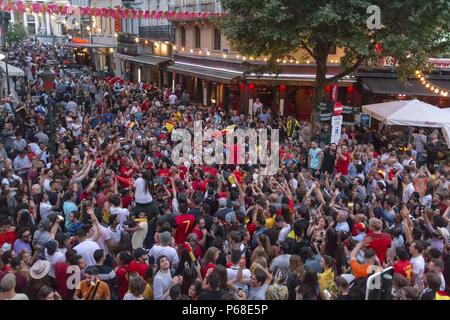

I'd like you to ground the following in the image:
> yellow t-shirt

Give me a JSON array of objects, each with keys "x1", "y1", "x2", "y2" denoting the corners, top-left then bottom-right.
[
  {"x1": 265, "y1": 215, "x2": 276, "y2": 229},
  {"x1": 318, "y1": 268, "x2": 336, "y2": 294},
  {"x1": 143, "y1": 284, "x2": 153, "y2": 300}
]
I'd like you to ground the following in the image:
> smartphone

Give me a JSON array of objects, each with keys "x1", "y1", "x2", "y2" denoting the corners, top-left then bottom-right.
[
  {"x1": 323, "y1": 289, "x2": 332, "y2": 300},
  {"x1": 57, "y1": 215, "x2": 64, "y2": 222},
  {"x1": 348, "y1": 202, "x2": 354, "y2": 208}
]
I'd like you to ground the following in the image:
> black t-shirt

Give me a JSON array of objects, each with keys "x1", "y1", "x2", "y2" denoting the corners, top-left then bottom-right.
[
  {"x1": 47, "y1": 190, "x2": 59, "y2": 206},
  {"x1": 322, "y1": 149, "x2": 336, "y2": 173},
  {"x1": 198, "y1": 289, "x2": 227, "y2": 300},
  {"x1": 157, "y1": 213, "x2": 177, "y2": 229},
  {"x1": 188, "y1": 207, "x2": 202, "y2": 220}
]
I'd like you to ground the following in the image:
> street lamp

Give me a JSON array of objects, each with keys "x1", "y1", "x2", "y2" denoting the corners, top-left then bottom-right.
[{"x1": 38, "y1": 64, "x2": 56, "y2": 161}]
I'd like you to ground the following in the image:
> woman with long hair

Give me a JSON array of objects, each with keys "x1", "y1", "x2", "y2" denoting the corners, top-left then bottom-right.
[
  {"x1": 318, "y1": 255, "x2": 337, "y2": 298},
  {"x1": 296, "y1": 269, "x2": 320, "y2": 300},
  {"x1": 200, "y1": 247, "x2": 219, "y2": 279},
  {"x1": 287, "y1": 255, "x2": 304, "y2": 300}
]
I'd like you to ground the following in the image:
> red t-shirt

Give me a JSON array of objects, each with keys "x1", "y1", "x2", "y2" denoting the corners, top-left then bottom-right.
[
  {"x1": 129, "y1": 260, "x2": 149, "y2": 279},
  {"x1": 201, "y1": 263, "x2": 216, "y2": 279},
  {"x1": 393, "y1": 259, "x2": 413, "y2": 280},
  {"x1": 192, "y1": 227, "x2": 204, "y2": 243},
  {"x1": 367, "y1": 231, "x2": 392, "y2": 264},
  {"x1": 115, "y1": 266, "x2": 130, "y2": 300},
  {"x1": 54, "y1": 262, "x2": 74, "y2": 300},
  {"x1": 175, "y1": 214, "x2": 196, "y2": 244},
  {"x1": 0, "y1": 230, "x2": 16, "y2": 250},
  {"x1": 336, "y1": 152, "x2": 351, "y2": 176}
]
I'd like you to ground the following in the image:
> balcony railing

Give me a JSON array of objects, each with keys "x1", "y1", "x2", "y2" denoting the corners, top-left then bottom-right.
[
  {"x1": 139, "y1": 25, "x2": 175, "y2": 42},
  {"x1": 169, "y1": 1, "x2": 220, "y2": 13}
]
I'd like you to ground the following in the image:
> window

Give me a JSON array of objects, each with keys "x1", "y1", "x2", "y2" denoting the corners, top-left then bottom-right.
[
  {"x1": 194, "y1": 26, "x2": 201, "y2": 49},
  {"x1": 181, "y1": 27, "x2": 186, "y2": 47},
  {"x1": 329, "y1": 44, "x2": 337, "y2": 55},
  {"x1": 213, "y1": 28, "x2": 221, "y2": 50}
]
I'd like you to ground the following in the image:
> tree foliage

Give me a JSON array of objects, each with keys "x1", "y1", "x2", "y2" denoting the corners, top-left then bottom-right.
[
  {"x1": 7, "y1": 24, "x2": 27, "y2": 44},
  {"x1": 219, "y1": 0, "x2": 450, "y2": 116}
]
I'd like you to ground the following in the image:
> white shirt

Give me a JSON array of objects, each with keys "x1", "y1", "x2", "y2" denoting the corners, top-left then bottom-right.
[
  {"x1": 131, "y1": 221, "x2": 148, "y2": 250},
  {"x1": 110, "y1": 206, "x2": 130, "y2": 228},
  {"x1": 73, "y1": 239, "x2": 101, "y2": 267},
  {"x1": 149, "y1": 245, "x2": 180, "y2": 266},
  {"x1": 39, "y1": 202, "x2": 53, "y2": 221},
  {"x1": 278, "y1": 225, "x2": 292, "y2": 242},
  {"x1": 227, "y1": 265, "x2": 251, "y2": 290},
  {"x1": 169, "y1": 94, "x2": 177, "y2": 105},
  {"x1": 45, "y1": 249, "x2": 65, "y2": 278},
  {"x1": 403, "y1": 183, "x2": 415, "y2": 204},
  {"x1": 134, "y1": 178, "x2": 153, "y2": 204},
  {"x1": 410, "y1": 255, "x2": 425, "y2": 287},
  {"x1": 92, "y1": 224, "x2": 111, "y2": 255}
]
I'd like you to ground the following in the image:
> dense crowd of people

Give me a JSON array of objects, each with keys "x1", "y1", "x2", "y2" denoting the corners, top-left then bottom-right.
[{"x1": 0, "y1": 40, "x2": 449, "y2": 301}]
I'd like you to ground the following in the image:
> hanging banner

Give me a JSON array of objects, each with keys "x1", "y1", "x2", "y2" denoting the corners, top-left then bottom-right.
[{"x1": 0, "y1": 1, "x2": 226, "y2": 20}]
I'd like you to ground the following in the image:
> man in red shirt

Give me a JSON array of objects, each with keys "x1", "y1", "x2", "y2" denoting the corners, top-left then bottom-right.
[
  {"x1": 115, "y1": 251, "x2": 133, "y2": 300},
  {"x1": 174, "y1": 203, "x2": 196, "y2": 253},
  {"x1": 192, "y1": 217, "x2": 207, "y2": 248},
  {"x1": 367, "y1": 218, "x2": 392, "y2": 265},
  {"x1": 128, "y1": 248, "x2": 150, "y2": 280},
  {"x1": 336, "y1": 144, "x2": 351, "y2": 176},
  {"x1": 393, "y1": 247, "x2": 413, "y2": 280}
]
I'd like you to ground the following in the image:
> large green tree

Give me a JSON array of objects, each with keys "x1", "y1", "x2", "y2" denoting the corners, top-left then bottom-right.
[
  {"x1": 219, "y1": 0, "x2": 450, "y2": 121},
  {"x1": 7, "y1": 24, "x2": 27, "y2": 44}
]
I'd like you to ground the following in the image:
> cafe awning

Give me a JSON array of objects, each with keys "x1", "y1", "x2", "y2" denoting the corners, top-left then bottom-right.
[
  {"x1": 117, "y1": 53, "x2": 172, "y2": 67},
  {"x1": 361, "y1": 77, "x2": 450, "y2": 97},
  {"x1": 167, "y1": 62, "x2": 242, "y2": 83}
]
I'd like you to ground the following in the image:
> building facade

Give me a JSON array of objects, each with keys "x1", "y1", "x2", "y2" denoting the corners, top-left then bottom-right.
[{"x1": 10, "y1": 0, "x2": 69, "y2": 43}]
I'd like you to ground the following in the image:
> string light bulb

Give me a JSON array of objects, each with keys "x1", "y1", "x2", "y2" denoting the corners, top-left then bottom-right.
[
  {"x1": 190, "y1": 49, "x2": 194, "y2": 53},
  {"x1": 206, "y1": 52, "x2": 210, "y2": 56},
  {"x1": 236, "y1": 55, "x2": 240, "y2": 59},
  {"x1": 435, "y1": 88, "x2": 440, "y2": 93},
  {"x1": 425, "y1": 83, "x2": 430, "y2": 88},
  {"x1": 173, "y1": 45, "x2": 176, "y2": 50},
  {"x1": 223, "y1": 54, "x2": 227, "y2": 58},
  {"x1": 135, "y1": 37, "x2": 139, "y2": 43}
]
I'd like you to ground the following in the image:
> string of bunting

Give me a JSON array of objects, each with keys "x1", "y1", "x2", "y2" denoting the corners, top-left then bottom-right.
[{"x1": 0, "y1": 0, "x2": 226, "y2": 20}]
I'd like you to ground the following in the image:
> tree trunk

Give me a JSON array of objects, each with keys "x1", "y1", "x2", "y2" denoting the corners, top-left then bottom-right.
[{"x1": 311, "y1": 45, "x2": 329, "y2": 133}]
